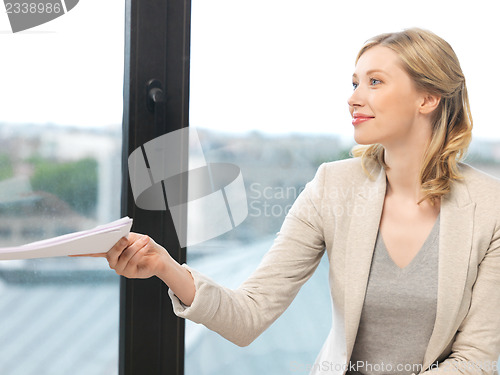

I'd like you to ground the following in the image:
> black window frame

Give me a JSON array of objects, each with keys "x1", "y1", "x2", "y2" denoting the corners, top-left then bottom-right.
[{"x1": 120, "y1": 0, "x2": 191, "y2": 374}]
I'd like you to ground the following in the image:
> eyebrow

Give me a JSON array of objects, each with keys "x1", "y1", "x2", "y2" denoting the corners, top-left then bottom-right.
[{"x1": 352, "y1": 69, "x2": 389, "y2": 79}]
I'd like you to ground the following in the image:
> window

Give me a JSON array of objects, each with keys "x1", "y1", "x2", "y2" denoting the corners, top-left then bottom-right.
[
  {"x1": 0, "y1": 2, "x2": 124, "y2": 374},
  {"x1": 119, "y1": 1, "x2": 190, "y2": 374}
]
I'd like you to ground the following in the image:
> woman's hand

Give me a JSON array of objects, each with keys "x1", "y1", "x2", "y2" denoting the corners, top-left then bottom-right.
[
  {"x1": 83, "y1": 233, "x2": 169, "y2": 279},
  {"x1": 77, "y1": 232, "x2": 196, "y2": 305},
  {"x1": 108, "y1": 233, "x2": 168, "y2": 279}
]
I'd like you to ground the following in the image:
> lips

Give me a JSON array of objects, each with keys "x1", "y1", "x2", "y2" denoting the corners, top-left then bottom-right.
[{"x1": 352, "y1": 113, "x2": 374, "y2": 126}]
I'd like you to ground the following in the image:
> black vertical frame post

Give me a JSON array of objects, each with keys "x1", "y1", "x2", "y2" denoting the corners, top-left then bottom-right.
[{"x1": 120, "y1": 0, "x2": 191, "y2": 374}]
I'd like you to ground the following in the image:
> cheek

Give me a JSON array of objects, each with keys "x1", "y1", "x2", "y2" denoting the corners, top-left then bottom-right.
[{"x1": 374, "y1": 89, "x2": 416, "y2": 118}]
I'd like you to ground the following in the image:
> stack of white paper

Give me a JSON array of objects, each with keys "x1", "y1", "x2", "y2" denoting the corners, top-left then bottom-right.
[{"x1": 0, "y1": 217, "x2": 133, "y2": 261}]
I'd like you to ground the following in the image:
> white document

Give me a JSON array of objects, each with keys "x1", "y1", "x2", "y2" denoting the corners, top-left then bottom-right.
[{"x1": 0, "y1": 217, "x2": 133, "y2": 261}]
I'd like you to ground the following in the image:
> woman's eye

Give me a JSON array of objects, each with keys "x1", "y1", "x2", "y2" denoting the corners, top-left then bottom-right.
[
  {"x1": 370, "y1": 78, "x2": 381, "y2": 86},
  {"x1": 352, "y1": 82, "x2": 359, "y2": 90}
]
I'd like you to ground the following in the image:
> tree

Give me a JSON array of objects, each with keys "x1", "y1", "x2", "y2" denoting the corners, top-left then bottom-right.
[
  {"x1": 0, "y1": 154, "x2": 14, "y2": 181},
  {"x1": 30, "y1": 157, "x2": 98, "y2": 216}
]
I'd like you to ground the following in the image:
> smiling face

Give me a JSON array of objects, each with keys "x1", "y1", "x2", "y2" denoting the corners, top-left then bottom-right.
[{"x1": 348, "y1": 46, "x2": 431, "y2": 149}]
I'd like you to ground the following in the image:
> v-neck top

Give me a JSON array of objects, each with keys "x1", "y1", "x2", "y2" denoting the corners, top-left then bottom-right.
[{"x1": 347, "y1": 214, "x2": 440, "y2": 375}]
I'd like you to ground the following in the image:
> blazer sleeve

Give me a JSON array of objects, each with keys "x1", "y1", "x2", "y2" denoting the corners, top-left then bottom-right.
[
  {"x1": 422, "y1": 224, "x2": 500, "y2": 374},
  {"x1": 168, "y1": 163, "x2": 329, "y2": 347}
]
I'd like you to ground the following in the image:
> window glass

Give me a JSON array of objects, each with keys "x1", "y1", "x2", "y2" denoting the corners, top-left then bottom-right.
[
  {"x1": 0, "y1": 1, "x2": 124, "y2": 374},
  {"x1": 187, "y1": 1, "x2": 500, "y2": 374}
]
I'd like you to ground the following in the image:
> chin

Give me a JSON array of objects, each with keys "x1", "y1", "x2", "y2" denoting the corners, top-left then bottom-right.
[
  {"x1": 353, "y1": 131, "x2": 375, "y2": 145},
  {"x1": 353, "y1": 126, "x2": 385, "y2": 146}
]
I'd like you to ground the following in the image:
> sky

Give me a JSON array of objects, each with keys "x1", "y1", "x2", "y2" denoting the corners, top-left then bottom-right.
[{"x1": 1, "y1": 0, "x2": 499, "y2": 141}]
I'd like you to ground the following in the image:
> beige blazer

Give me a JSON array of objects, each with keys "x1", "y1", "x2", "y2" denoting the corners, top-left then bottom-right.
[{"x1": 169, "y1": 157, "x2": 500, "y2": 375}]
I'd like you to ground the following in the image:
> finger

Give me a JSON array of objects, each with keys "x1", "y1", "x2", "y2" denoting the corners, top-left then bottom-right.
[
  {"x1": 113, "y1": 235, "x2": 150, "y2": 274},
  {"x1": 106, "y1": 234, "x2": 140, "y2": 268}
]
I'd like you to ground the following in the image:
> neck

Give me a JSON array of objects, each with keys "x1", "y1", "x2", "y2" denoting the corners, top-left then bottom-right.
[{"x1": 383, "y1": 137, "x2": 430, "y2": 205}]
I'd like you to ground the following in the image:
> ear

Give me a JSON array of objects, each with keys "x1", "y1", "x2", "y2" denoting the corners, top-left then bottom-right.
[{"x1": 419, "y1": 93, "x2": 441, "y2": 115}]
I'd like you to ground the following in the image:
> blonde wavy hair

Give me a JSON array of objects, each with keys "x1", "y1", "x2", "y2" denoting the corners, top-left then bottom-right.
[{"x1": 350, "y1": 28, "x2": 473, "y2": 204}]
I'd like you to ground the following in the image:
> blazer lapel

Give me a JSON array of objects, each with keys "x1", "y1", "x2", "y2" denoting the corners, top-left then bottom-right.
[
  {"x1": 421, "y1": 179, "x2": 475, "y2": 370},
  {"x1": 344, "y1": 164, "x2": 387, "y2": 360}
]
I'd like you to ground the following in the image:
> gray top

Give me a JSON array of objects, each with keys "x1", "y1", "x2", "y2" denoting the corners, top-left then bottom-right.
[{"x1": 347, "y1": 215, "x2": 440, "y2": 375}]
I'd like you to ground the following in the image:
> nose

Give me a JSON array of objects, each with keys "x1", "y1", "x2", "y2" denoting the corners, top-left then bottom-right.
[{"x1": 347, "y1": 87, "x2": 363, "y2": 110}]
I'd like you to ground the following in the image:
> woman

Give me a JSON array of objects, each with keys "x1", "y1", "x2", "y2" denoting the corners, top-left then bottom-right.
[{"x1": 95, "y1": 28, "x2": 500, "y2": 374}]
